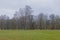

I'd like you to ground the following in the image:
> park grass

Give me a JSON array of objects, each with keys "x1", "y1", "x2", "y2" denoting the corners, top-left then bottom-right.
[{"x1": 0, "y1": 30, "x2": 60, "y2": 40}]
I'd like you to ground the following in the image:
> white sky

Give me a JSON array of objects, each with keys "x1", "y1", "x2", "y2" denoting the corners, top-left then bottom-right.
[{"x1": 0, "y1": 0, "x2": 60, "y2": 18}]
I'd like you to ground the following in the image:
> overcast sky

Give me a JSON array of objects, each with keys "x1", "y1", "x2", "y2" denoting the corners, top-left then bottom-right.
[{"x1": 0, "y1": 0, "x2": 60, "y2": 18}]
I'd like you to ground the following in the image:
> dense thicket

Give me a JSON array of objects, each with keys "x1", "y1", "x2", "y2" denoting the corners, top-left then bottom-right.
[{"x1": 0, "y1": 5, "x2": 60, "y2": 30}]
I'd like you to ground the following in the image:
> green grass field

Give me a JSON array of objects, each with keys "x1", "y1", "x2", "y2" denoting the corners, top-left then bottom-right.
[{"x1": 0, "y1": 30, "x2": 60, "y2": 40}]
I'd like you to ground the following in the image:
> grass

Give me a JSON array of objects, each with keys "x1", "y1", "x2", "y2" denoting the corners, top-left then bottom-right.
[{"x1": 0, "y1": 30, "x2": 60, "y2": 40}]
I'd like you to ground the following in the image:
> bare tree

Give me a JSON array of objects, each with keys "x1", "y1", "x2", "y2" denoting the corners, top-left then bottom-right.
[
  {"x1": 49, "y1": 14, "x2": 56, "y2": 29},
  {"x1": 24, "y1": 5, "x2": 33, "y2": 29},
  {"x1": 38, "y1": 13, "x2": 45, "y2": 29}
]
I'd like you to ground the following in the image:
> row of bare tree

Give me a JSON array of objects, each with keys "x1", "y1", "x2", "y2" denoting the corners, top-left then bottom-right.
[{"x1": 0, "y1": 5, "x2": 60, "y2": 30}]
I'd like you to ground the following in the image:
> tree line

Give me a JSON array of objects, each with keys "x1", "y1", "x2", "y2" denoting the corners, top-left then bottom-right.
[{"x1": 0, "y1": 5, "x2": 60, "y2": 30}]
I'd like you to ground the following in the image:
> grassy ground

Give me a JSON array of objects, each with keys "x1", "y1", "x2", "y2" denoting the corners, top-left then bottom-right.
[{"x1": 0, "y1": 30, "x2": 60, "y2": 40}]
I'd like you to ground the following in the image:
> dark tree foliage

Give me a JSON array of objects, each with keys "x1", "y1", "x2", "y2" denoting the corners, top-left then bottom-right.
[{"x1": 0, "y1": 5, "x2": 60, "y2": 30}]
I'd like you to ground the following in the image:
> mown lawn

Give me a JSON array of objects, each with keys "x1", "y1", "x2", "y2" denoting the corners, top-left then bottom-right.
[{"x1": 0, "y1": 30, "x2": 60, "y2": 40}]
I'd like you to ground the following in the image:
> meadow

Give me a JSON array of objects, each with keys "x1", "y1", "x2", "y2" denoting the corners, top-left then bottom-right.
[{"x1": 0, "y1": 30, "x2": 60, "y2": 40}]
